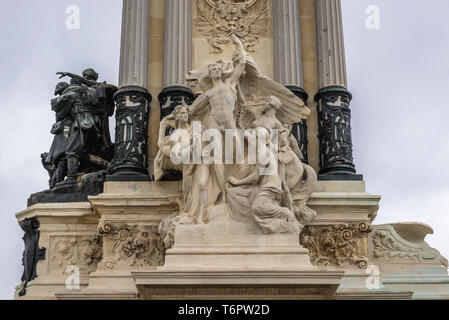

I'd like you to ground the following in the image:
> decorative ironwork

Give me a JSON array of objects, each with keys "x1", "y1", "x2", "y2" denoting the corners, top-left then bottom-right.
[
  {"x1": 18, "y1": 218, "x2": 46, "y2": 297},
  {"x1": 108, "y1": 86, "x2": 152, "y2": 181},
  {"x1": 315, "y1": 86, "x2": 362, "y2": 180},
  {"x1": 158, "y1": 86, "x2": 196, "y2": 120}
]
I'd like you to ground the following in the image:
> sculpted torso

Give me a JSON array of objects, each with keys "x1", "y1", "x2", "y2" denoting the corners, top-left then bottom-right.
[{"x1": 206, "y1": 84, "x2": 237, "y2": 131}]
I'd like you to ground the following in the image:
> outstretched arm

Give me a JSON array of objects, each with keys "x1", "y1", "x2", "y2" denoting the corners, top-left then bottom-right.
[
  {"x1": 56, "y1": 72, "x2": 97, "y2": 86},
  {"x1": 230, "y1": 35, "x2": 246, "y2": 85}
]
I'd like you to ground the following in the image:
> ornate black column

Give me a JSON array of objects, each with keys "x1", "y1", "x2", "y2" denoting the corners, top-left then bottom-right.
[
  {"x1": 107, "y1": 86, "x2": 152, "y2": 181},
  {"x1": 158, "y1": 86, "x2": 196, "y2": 120},
  {"x1": 315, "y1": 86, "x2": 362, "y2": 180},
  {"x1": 286, "y1": 85, "x2": 309, "y2": 164},
  {"x1": 315, "y1": 0, "x2": 362, "y2": 181}
]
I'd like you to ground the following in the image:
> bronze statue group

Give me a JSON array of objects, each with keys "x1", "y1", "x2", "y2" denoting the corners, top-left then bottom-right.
[{"x1": 42, "y1": 69, "x2": 117, "y2": 188}]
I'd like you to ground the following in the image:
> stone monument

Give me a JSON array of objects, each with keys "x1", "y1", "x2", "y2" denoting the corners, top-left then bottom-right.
[{"x1": 14, "y1": 0, "x2": 449, "y2": 300}]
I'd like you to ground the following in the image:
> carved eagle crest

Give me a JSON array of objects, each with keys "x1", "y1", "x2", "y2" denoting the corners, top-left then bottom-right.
[{"x1": 195, "y1": 0, "x2": 268, "y2": 53}]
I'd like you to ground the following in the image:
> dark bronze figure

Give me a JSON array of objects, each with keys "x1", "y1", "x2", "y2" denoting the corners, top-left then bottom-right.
[{"x1": 34, "y1": 69, "x2": 117, "y2": 205}]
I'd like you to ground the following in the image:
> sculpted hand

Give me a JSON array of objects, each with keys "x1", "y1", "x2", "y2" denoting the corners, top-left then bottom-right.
[
  {"x1": 227, "y1": 176, "x2": 240, "y2": 187},
  {"x1": 56, "y1": 72, "x2": 68, "y2": 79}
]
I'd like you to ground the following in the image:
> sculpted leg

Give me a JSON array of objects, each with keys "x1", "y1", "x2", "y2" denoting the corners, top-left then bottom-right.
[
  {"x1": 66, "y1": 156, "x2": 79, "y2": 184},
  {"x1": 197, "y1": 165, "x2": 210, "y2": 224}
]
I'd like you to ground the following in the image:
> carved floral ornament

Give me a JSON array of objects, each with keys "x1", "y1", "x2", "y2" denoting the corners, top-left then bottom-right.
[
  {"x1": 195, "y1": 0, "x2": 268, "y2": 53},
  {"x1": 51, "y1": 235, "x2": 102, "y2": 275},
  {"x1": 300, "y1": 223, "x2": 371, "y2": 269},
  {"x1": 99, "y1": 223, "x2": 165, "y2": 268}
]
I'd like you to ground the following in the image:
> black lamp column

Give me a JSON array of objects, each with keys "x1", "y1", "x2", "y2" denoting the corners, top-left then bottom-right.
[
  {"x1": 315, "y1": 0, "x2": 362, "y2": 181},
  {"x1": 106, "y1": 0, "x2": 152, "y2": 181}
]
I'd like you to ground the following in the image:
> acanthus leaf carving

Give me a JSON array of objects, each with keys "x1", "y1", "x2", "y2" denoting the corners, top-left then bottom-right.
[{"x1": 371, "y1": 226, "x2": 448, "y2": 267}]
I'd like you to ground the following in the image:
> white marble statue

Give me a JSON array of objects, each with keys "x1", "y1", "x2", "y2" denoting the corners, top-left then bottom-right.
[{"x1": 157, "y1": 35, "x2": 316, "y2": 246}]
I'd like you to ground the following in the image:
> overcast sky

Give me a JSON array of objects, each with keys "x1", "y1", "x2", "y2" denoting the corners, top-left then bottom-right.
[{"x1": 0, "y1": 0, "x2": 448, "y2": 299}]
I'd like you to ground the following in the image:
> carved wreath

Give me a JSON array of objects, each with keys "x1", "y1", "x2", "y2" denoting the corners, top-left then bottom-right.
[{"x1": 195, "y1": 0, "x2": 268, "y2": 53}]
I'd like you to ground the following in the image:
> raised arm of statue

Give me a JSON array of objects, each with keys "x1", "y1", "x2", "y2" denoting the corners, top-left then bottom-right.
[
  {"x1": 230, "y1": 35, "x2": 247, "y2": 86},
  {"x1": 189, "y1": 93, "x2": 209, "y2": 117},
  {"x1": 56, "y1": 72, "x2": 97, "y2": 87},
  {"x1": 158, "y1": 115, "x2": 176, "y2": 149}
]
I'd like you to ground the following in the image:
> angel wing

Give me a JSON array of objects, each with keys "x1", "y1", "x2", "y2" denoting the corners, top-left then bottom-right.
[{"x1": 238, "y1": 58, "x2": 311, "y2": 126}]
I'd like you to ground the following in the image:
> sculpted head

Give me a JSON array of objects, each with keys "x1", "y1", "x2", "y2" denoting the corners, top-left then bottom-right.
[
  {"x1": 264, "y1": 96, "x2": 282, "y2": 112},
  {"x1": 82, "y1": 68, "x2": 99, "y2": 81},
  {"x1": 54, "y1": 82, "x2": 69, "y2": 96},
  {"x1": 174, "y1": 106, "x2": 190, "y2": 124},
  {"x1": 208, "y1": 62, "x2": 224, "y2": 80}
]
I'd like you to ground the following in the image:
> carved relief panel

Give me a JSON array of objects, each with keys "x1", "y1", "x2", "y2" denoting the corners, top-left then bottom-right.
[
  {"x1": 98, "y1": 223, "x2": 165, "y2": 270},
  {"x1": 49, "y1": 235, "x2": 102, "y2": 275},
  {"x1": 192, "y1": 0, "x2": 274, "y2": 79}
]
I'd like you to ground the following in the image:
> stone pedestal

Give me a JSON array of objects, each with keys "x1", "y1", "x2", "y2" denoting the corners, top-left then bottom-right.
[
  {"x1": 56, "y1": 181, "x2": 181, "y2": 300},
  {"x1": 130, "y1": 203, "x2": 345, "y2": 300},
  {"x1": 14, "y1": 203, "x2": 100, "y2": 300}
]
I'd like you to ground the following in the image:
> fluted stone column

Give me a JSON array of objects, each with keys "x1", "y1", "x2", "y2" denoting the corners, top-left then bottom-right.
[
  {"x1": 273, "y1": 0, "x2": 309, "y2": 163},
  {"x1": 159, "y1": 0, "x2": 195, "y2": 120},
  {"x1": 314, "y1": 0, "x2": 362, "y2": 181},
  {"x1": 157, "y1": 0, "x2": 195, "y2": 181},
  {"x1": 108, "y1": 0, "x2": 152, "y2": 182}
]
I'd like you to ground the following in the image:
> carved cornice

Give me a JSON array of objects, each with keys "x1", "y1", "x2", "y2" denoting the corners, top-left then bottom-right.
[{"x1": 371, "y1": 224, "x2": 448, "y2": 267}]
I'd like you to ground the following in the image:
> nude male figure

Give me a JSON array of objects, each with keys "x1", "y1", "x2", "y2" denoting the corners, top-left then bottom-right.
[
  {"x1": 189, "y1": 34, "x2": 246, "y2": 131},
  {"x1": 188, "y1": 34, "x2": 247, "y2": 224}
]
